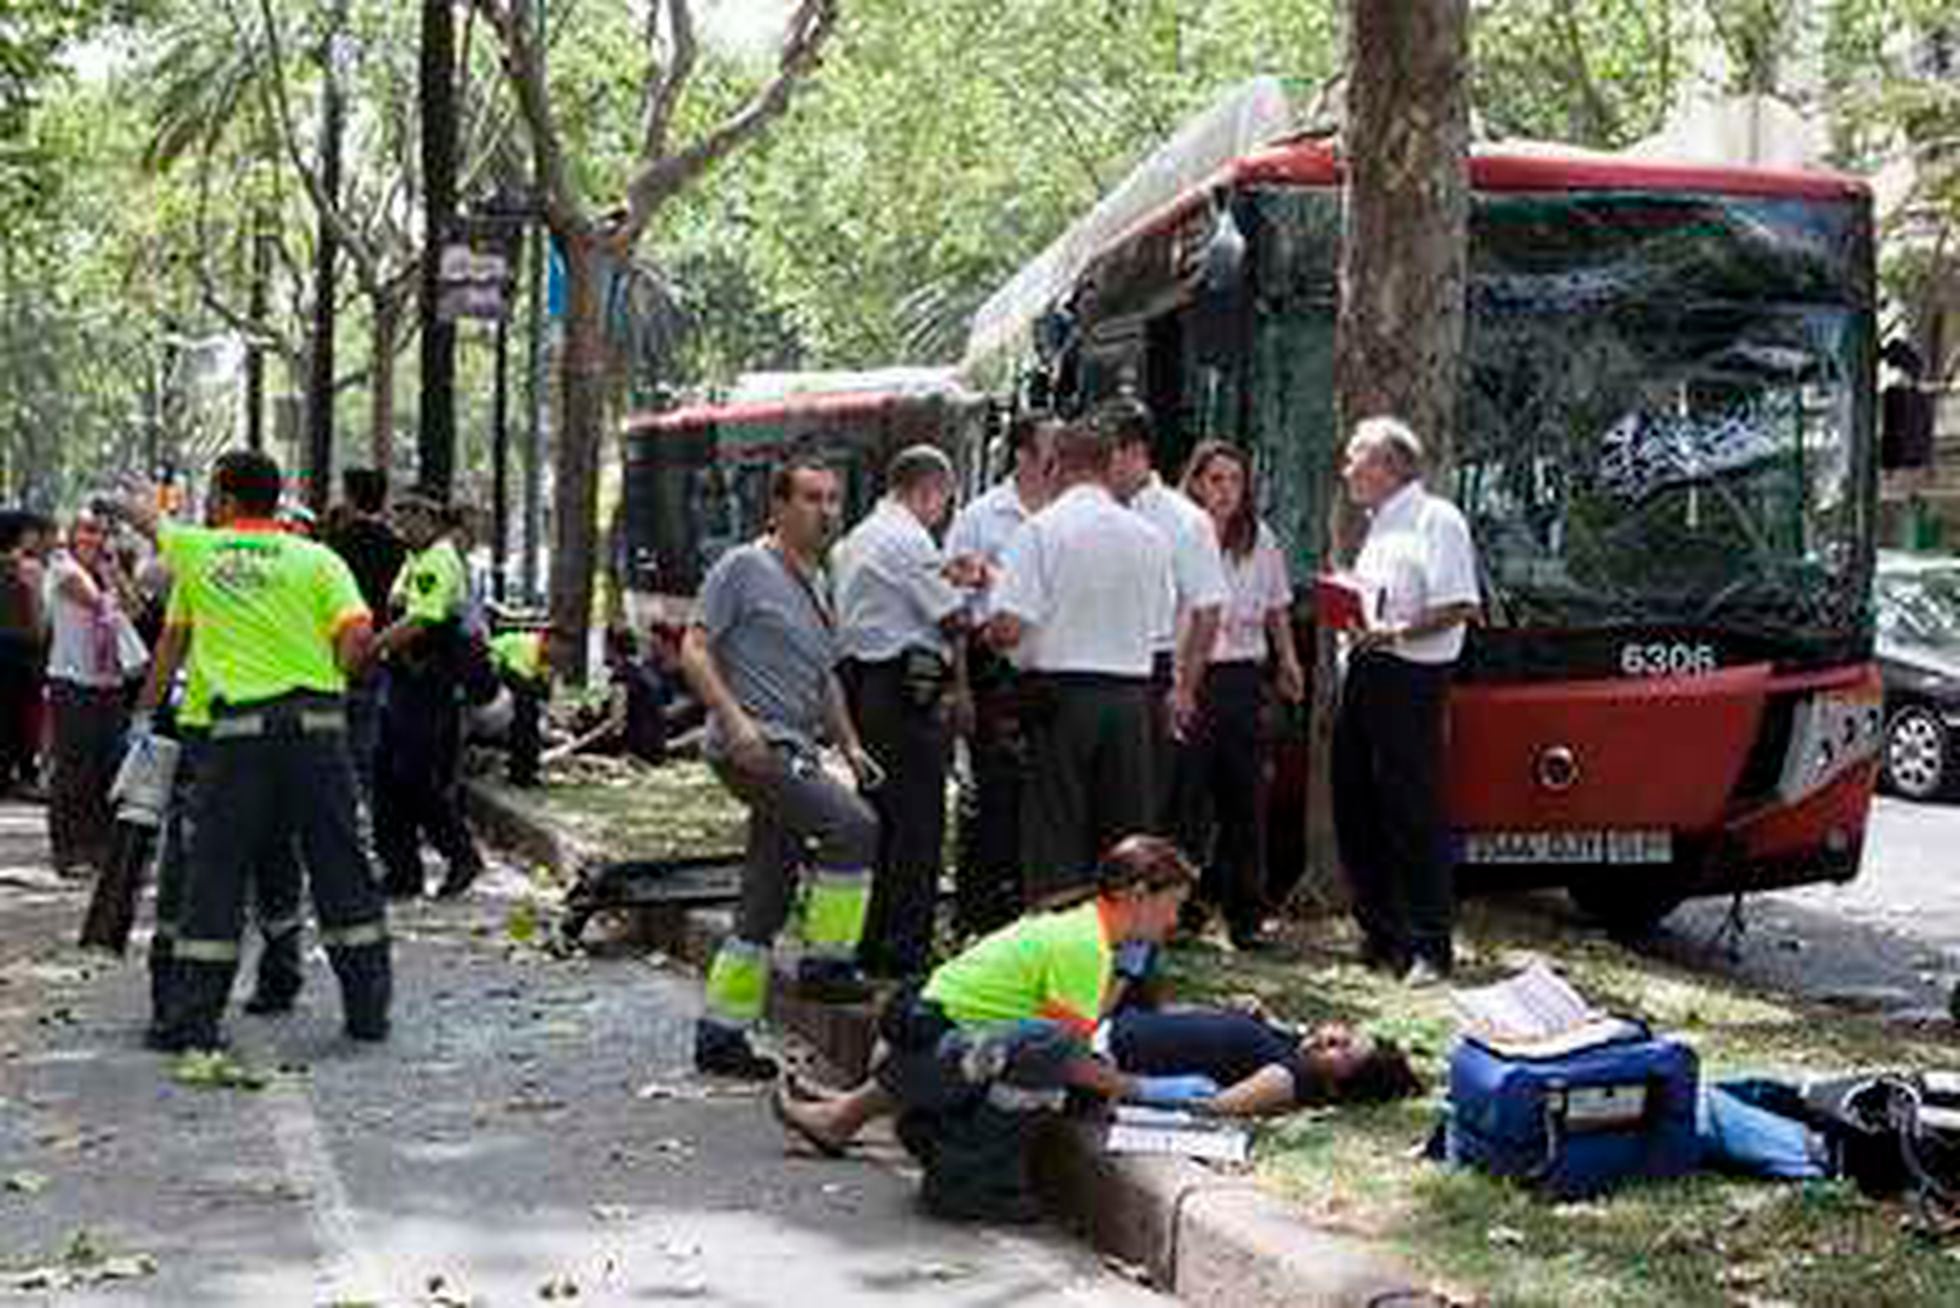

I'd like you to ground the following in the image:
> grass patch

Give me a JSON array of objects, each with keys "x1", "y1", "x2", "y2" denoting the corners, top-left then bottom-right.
[
  {"x1": 538, "y1": 758, "x2": 746, "y2": 863},
  {"x1": 1169, "y1": 897, "x2": 1960, "y2": 1305}
]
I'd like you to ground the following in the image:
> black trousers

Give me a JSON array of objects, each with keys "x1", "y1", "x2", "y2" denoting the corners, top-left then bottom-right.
[
  {"x1": 1020, "y1": 674, "x2": 1153, "y2": 904},
  {"x1": 843, "y1": 657, "x2": 948, "y2": 976},
  {"x1": 151, "y1": 733, "x2": 305, "y2": 1021},
  {"x1": 956, "y1": 655, "x2": 1026, "y2": 938},
  {"x1": 1174, "y1": 661, "x2": 1270, "y2": 937},
  {"x1": 159, "y1": 694, "x2": 389, "y2": 1047},
  {"x1": 504, "y1": 671, "x2": 547, "y2": 787},
  {"x1": 1332, "y1": 652, "x2": 1454, "y2": 968},
  {"x1": 47, "y1": 680, "x2": 126, "y2": 872},
  {"x1": 374, "y1": 667, "x2": 482, "y2": 893}
]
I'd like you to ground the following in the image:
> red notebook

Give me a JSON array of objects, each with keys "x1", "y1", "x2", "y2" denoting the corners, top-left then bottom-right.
[{"x1": 1313, "y1": 572, "x2": 1376, "y2": 631}]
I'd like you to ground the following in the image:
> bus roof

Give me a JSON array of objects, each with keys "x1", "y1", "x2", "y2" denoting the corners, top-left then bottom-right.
[{"x1": 626, "y1": 390, "x2": 941, "y2": 436}]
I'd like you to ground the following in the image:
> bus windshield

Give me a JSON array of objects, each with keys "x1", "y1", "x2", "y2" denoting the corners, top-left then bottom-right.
[{"x1": 1457, "y1": 191, "x2": 1874, "y2": 649}]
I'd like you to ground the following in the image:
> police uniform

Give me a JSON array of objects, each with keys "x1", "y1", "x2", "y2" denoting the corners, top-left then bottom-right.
[
  {"x1": 992, "y1": 484, "x2": 1173, "y2": 901},
  {"x1": 148, "y1": 524, "x2": 307, "y2": 1032},
  {"x1": 944, "y1": 479, "x2": 1036, "y2": 936},
  {"x1": 834, "y1": 496, "x2": 964, "y2": 977},
  {"x1": 488, "y1": 629, "x2": 549, "y2": 788},
  {"x1": 375, "y1": 533, "x2": 484, "y2": 896},
  {"x1": 151, "y1": 518, "x2": 389, "y2": 1049}
]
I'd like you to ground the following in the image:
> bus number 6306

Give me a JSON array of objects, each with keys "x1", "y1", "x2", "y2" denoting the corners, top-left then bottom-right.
[{"x1": 1619, "y1": 642, "x2": 1718, "y2": 678}]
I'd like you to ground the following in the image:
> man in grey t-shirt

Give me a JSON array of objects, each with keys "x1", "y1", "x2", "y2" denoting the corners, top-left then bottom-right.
[{"x1": 679, "y1": 457, "x2": 881, "y2": 1080}]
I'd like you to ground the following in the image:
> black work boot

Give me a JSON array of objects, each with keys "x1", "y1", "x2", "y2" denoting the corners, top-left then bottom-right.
[
  {"x1": 693, "y1": 1020, "x2": 778, "y2": 1081},
  {"x1": 329, "y1": 942, "x2": 392, "y2": 1042}
]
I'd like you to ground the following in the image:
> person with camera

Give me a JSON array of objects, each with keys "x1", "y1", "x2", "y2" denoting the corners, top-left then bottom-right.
[{"x1": 833, "y1": 444, "x2": 968, "y2": 979}]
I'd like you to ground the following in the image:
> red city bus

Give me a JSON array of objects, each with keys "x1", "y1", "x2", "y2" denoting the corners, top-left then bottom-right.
[
  {"x1": 619, "y1": 369, "x2": 987, "y2": 618},
  {"x1": 965, "y1": 85, "x2": 1891, "y2": 932}
]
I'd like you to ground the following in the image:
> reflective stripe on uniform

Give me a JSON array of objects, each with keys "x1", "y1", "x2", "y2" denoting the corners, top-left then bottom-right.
[
  {"x1": 208, "y1": 708, "x2": 346, "y2": 740},
  {"x1": 704, "y1": 937, "x2": 771, "y2": 1026},
  {"x1": 317, "y1": 921, "x2": 387, "y2": 948},
  {"x1": 986, "y1": 1082, "x2": 1067, "y2": 1114},
  {"x1": 802, "y1": 868, "x2": 870, "y2": 957},
  {"x1": 259, "y1": 914, "x2": 304, "y2": 939},
  {"x1": 173, "y1": 938, "x2": 242, "y2": 962}
]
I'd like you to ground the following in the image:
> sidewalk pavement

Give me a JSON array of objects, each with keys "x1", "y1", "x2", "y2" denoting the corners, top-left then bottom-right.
[{"x1": 465, "y1": 778, "x2": 1452, "y2": 1308}]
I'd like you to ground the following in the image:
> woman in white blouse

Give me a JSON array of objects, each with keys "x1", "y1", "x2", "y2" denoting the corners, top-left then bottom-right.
[
  {"x1": 1176, "y1": 441, "x2": 1303, "y2": 949},
  {"x1": 43, "y1": 510, "x2": 146, "y2": 876}
]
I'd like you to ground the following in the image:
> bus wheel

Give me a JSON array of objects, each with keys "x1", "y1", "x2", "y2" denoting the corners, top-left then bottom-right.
[
  {"x1": 1567, "y1": 882, "x2": 1684, "y2": 938},
  {"x1": 1883, "y1": 705, "x2": 1950, "y2": 801}
]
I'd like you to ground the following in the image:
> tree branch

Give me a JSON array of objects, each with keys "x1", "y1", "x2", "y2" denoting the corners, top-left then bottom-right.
[
  {"x1": 620, "y1": 0, "x2": 836, "y2": 243},
  {"x1": 472, "y1": 0, "x2": 587, "y2": 235},
  {"x1": 641, "y1": 0, "x2": 698, "y2": 166}
]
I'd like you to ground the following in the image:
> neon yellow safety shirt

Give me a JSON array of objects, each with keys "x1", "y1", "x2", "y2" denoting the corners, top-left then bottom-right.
[
  {"x1": 489, "y1": 630, "x2": 546, "y2": 682},
  {"x1": 922, "y1": 900, "x2": 1114, "y2": 1037},
  {"x1": 170, "y1": 519, "x2": 370, "y2": 709},
  {"x1": 390, "y1": 538, "x2": 468, "y2": 624},
  {"x1": 158, "y1": 522, "x2": 227, "y2": 729}
]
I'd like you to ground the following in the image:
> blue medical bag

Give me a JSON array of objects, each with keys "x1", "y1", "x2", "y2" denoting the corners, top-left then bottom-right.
[{"x1": 1445, "y1": 1027, "x2": 1700, "y2": 1198}]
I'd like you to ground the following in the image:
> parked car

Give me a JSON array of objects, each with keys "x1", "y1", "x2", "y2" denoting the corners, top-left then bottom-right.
[{"x1": 1875, "y1": 550, "x2": 1960, "y2": 800}]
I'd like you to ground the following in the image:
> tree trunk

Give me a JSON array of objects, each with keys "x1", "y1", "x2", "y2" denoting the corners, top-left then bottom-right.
[
  {"x1": 417, "y1": 0, "x2": 458, "y2": 496},
  {"x1": 548, "y1": 233, "x2": 606, "y2": 685},
  {"x1": 1298, "y1": 0, "x2": 1471, "y2": 907},
  {"x1": 369, "y1": 293, "x2": 399, "y2": 476}
]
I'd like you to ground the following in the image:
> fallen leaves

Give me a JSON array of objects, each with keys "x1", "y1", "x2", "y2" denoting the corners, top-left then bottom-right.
[
  {"x1": 3, "y1": 1170, "x2": 48, "y2": 1194},
  {"x1": 2, "y1": 1230, "x2": 156, "y2": 1293},
  {"x1": 169, "y1": 1050, "x2": 268, "y2": 1091}
]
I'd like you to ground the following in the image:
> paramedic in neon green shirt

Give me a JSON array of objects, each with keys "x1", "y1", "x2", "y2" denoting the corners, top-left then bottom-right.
[
  {"x1": 487, "y1": 625, "x2": 563, "y2": 787},
  {"x1": 775, "y1": 835, "x2": 1207, "y2": 1221}
]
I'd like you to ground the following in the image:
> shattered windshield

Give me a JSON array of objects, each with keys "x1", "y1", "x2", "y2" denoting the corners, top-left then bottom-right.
[
  {"x1": 1458, "y1": 190, "x2": 1874, "y2": 648},
  {"x1": 1878, "y1": 565, "x2": 1960, "y2": 651}
]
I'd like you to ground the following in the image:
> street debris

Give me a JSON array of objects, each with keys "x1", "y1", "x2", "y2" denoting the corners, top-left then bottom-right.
[
  {"x1": 170, "y1": 1050, "x2": 268, "y2": 1091},
  {"x1": 3, "y1": 1170, "x2": 48, "y2": 1195},
  {"x1": 2, "y1": 1230, "x2": 156, "y2": 1293},
  {"x1": 537, "y1": 1272, "x2": 579, "y2": 1299}
]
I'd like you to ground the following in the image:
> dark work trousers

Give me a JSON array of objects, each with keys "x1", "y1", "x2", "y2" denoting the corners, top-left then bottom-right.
[
  {"x1": 343, "y1": 666, "x2": 383, "y2": 813},
  {"x1": 47, "y1": 680, "x2": 127, "y2": 874},
  {"x1": 1146, "y1": 652, "x2": 1178, "y2": 833},
  {"x1": 842, "y1": 657, "x2": 948, "y2": 977},
  {"x1": 150, "y1": 733, "x2": 306, "y2": 1024},
  {"x1": 158, "y1": 694, "x2": 389, "y2": 1048},
  {"x1": 1332, "y1": 651, "x2": 1455, "y2": 970},
  {"x1": 1173, "y1": 661, "x2": 1271, "y2": 938},
  {"x1": 713, "y1": 744, "x2": 878, "y2": 949},
  {"x1": 504, "y1": 671, "x2": 548, "y2": 788},
  {"x1": 956, "y1": 649, "x2": 1026, "y2": 938},
  {"x1": 373, "y1": 665, "x2": 483, "y2": 895},
  {"x1": 1019, "y1": 674, "x2": 1153, "y2": 904},
  {"x1": 0, "y1": 638, "x2": 41, "y2": 788}
]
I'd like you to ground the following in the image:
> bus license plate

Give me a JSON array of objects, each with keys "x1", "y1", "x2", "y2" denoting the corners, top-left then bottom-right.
[{"x1": 1461, "y1": 829, "x2": 1672, "y2": 865}]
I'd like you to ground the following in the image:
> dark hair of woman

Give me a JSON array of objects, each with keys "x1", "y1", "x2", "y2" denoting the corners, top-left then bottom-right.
[
  {"x1": 1294, "y1": 1037, "x2": 1424, "y2": 1106},
  {"x1": 1179, "y1": 439, "x2": 1258, "y2": 561}
]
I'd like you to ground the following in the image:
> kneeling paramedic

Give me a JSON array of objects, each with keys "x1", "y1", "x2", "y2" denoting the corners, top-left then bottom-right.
[
  {"x1": 142, "y1": 450, "x2": 390, "y2": 1050},
  {"x1": 773, "y1": 835, "x2": 1211, "y2": 1222},
  {"x1": 487, "y1": 624, "x2": 560, "y2": 787}
]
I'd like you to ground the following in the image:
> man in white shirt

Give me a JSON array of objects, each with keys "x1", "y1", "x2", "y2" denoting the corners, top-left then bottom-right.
[
  {"x1": 1334, "y1": 416, "x2": 1481, "y2": 986},
  {"x1": 833, "y1": 444, "x2": 967, "y2": 977},
  {"x1": 987, "y1": 421, "x2": 1174, "y2": 901},
  {"x1": 944, "y1": 415, "x2": 1055, "y2": 935},
  {"x1": 1102, "y1": 398, "x2": 1228, "y2": 827}
]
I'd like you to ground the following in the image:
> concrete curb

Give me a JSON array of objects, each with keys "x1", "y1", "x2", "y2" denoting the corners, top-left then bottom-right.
[{"x1": 466, "y1": 779, "x2": 1443, "y2": 1307}]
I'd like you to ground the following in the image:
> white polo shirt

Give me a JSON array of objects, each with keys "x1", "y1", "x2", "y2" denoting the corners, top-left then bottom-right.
[
  {"x1": 945, "y1": 478, "x2": 1033, "y2": 621},
  {"x1": 993, "y1": 483, "x2": 1173, "y2": 678},
  {"x1": 1351, "y1": 480, "x2": 1480, "y2": 665},
  {"x1": 1128, "y1": 474, "x2": 1229, "y2": 655},
  {"x1": 1214, "y1": 523, "x2": 1293, "y2": 664},
  {"x1": 832, "y1": 497, "x2": 964, "y2": 662}
]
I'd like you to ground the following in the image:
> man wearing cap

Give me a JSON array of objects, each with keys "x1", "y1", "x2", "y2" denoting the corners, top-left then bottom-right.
[
  {"x1": 987, "y1": 420, "x2": 1174, "y2": 902},
  {"x1": 833, "y1": 444, "x2": 967, "y2": 978},
  {"x1": 139, "y1": 450, "x2": 389, "y2": 1050},
  {"x1": 680, "y1": 454, "x2": 880, "y2": 1080},
  {"x1": 371, "y1": 487, "x2": 485, "y2": 899}
]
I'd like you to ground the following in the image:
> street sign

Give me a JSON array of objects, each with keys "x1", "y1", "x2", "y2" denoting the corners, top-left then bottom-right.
[{"x1": 438, "y1": 242, "x2": 512, "y2": 321}]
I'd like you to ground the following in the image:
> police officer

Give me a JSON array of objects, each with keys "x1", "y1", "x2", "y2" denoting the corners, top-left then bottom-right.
[
  {"x1": 833, "y1": 444, "x2": 966, "y2": 978},
  {"x1": 142, "y1": 450, "x2": 390, "y2": 1050},
  {"x1": 944, "y1": 415, "x2": 1055, "y2": 935},
  {"x1": 987, "y1": 421, "x2": 1174, "y2": 901},
  {"x1": 371, "y1": 488, "x2": 485, "y2": 899},
  {"x1": 680, "y1": 455, "x2": 880, "y2": 1080},
  {"x1": 1102, "y1": 396, "x2": 1228, "y2": 828}
]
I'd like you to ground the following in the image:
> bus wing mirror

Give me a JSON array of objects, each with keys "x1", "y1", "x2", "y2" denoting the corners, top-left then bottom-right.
[{"x1": 1882, "y1": 384, "x2": 1934, "y2": 470}]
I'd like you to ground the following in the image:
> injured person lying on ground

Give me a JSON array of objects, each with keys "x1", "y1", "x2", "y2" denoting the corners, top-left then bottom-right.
[
  {"x1": 1101, "y1": 1007, "x2": 1422, "y2": 1116},
  {"x1": 772, "y1": 834, "x2": 1211, "y2": 1222}
]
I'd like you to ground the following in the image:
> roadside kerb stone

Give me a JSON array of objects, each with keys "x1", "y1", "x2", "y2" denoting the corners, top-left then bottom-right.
[
  {"x1": 463, "y1": 780, "x2": 605, "y2": 882},
  {"x1": 467, "y1": 778, "x2": 1442, "y2": 1306}
]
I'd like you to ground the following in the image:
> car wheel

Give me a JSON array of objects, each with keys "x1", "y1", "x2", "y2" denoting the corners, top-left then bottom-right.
[
  {"x1": 1884, "y1": 705, "x2": 1951, "y2": 801},
  {"x1": 1567, "y1": 881, "x2": 1684, "y2": 939}
]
